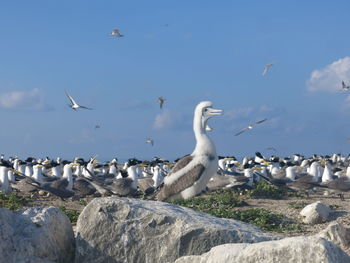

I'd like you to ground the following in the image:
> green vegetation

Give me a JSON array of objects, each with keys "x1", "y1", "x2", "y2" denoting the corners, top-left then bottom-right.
[
  {"x1": 59, "y1": 206, "x2": 80, "y2": 224},
  {"x1": 0, "y1": 192, "x2": 30, "y2": 210},
  {"x1": 246, "y1": 180, "x2": 288, "y2": 199},
  {"x1": 288, "y1": 201, "x2": 309, "y2": 209},
  {"x1": 229, "y1": 208, "x2": 302, "y2": 232},
  {"x1": 329, "y1": 204, "x2": 341, "y2": 210},
  {"x1": 172, "y1": 190, "x2": 247, "y2": 212},
  {"x1": 78, "y1": 199, "x2": 88, "y2": 206},
  {"x1": 173, "y1": 189, "x2": 302, "y2": 233}
]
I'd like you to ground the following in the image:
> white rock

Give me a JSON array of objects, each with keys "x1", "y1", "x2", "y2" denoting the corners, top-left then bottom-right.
[
  {"x1": 0, "y1": 206, "x2": 75, "y2": 263},
  {"x1": 75, "y1": 197, "x2": 279, "y2": 263},
  {"x1": 174, "y1": 236, "x2": 350, "y2": 263},
  {"x1": 300, "y1": 201, "x2": 332, "y2": 224},
  {"x1": 318, "y1": 222, "x2": 350, "y2": 249}
]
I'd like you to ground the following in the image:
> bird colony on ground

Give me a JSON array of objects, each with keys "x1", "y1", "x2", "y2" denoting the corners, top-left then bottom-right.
[{"x1": 2, "y1": 100, "x2": 350, "y2": 202}]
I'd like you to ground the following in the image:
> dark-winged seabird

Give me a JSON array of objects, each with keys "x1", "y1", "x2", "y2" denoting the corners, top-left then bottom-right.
[
  {"x1": 341, "y1": 80, "x2": 350, "y2": 91},
  {"x1": 145, "y1": 138, "x2": 154, "y2": 146},
  {"x1": 235, "y1": 118, "x2": 267, "y2": 136},
  {"x1": 65, "y1": 91, "x2": 93, "y2": 111},
  {"x1": 107, "y1": 28, "x2": 124, "y2": 38},
  {"x1": 157, "y1": 96, "x2": 165, "y2": 109},
  {"x1": 155, "y1": 101, "x2": 223, "y2": 201}
]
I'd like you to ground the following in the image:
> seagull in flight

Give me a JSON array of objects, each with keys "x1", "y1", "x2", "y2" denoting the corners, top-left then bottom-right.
[
  {"x1": 341, "y1": 80, "x2": 350, "y2": 91},
  {"x1": 266, "y1": 147, "x2": 277, "y2": 152},
  {"x1": 95, "y1": 125, "x2": 101, "y2": 129},
  {"x1": 145, "y1": 138, "x2": 154, "y2": 146},
  {"x1": 65, "y1": 91, "x2": 93, "y2": 111},
  {"x1": 157, "y1": 96, "x2": 165, "y2": 109},
  {"x1": 107, "y1": 28, "x2": 124, "y2": 38},
  {"x1": 235, "y1": 118, "x2": 267, "y2": 136},
  {"x1": 262, "y1": 63, "x2": 274, "y2": 76}
]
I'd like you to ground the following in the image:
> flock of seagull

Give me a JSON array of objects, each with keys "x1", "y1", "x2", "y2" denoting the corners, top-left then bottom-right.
[{"x1": 1, "y1": 99, "x2": 350, "y2": 202}]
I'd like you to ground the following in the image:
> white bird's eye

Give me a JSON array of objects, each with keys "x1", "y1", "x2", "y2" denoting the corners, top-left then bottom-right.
[{"x1": 204, "y1": 108, "x2": 208, "y2": 112}]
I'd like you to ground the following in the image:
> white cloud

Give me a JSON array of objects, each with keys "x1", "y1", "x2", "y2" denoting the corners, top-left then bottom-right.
[
  {"x1": 225, "y1": 107, "x2": 255, "y2": 120},
  {"x1": 153, "y1": 109, "x2": 174, "y2": 129},
  {"x1": 225, "y1": 105, "x2": 274, "y2": 121},
  {"x1": 0, "y1": 88, "x2": 53, "y2": 111},
  {"x1": 68, "y1": 129, "x2": 95, "y2": 144},
  {"x1": 307, "y1": 57, "x2": 350, "y2": 92},
  {"x1": 153, "y1": 109, "x2": 189, "y2": 130}
]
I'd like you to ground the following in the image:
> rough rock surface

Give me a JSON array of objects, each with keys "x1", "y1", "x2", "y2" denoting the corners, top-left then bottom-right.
[
  {"x1": 75, "y1": 197, "x2": 279, "y2": 263},
  {"x1": 318, "y1": 222, "x2": 350, "y2": 249},
  {"x1": 174, "y1": 236, "x2": 350, "y2": 263},
  {"x1": 0, "y1": 206, "x2": 75, "y2": 263},
  {"x1": 300, "y1": 201, "x2": 332, "y2": 224}
]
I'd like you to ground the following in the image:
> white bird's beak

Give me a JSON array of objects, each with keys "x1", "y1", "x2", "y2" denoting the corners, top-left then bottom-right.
[{"x1": 208, "y1": 108, "x2": 223, "y2": 116}]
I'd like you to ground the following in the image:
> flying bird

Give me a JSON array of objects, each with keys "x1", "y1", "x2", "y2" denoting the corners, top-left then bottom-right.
[
  {"x1": 107, "y1": 28, "x2": 124, "y2": 38},
  {"x1": 145, "y1": 138, "x2": 154, "y2": 146},
  {"x1": 157, "y1": 96, "x2": 165, "y2": 109},
  {"x1": 341, "y1": 80, "x2": 350, "y2": 91},
  {"x1": 65, "y1": 91, "x2": 93, "y2": 110},
  {"x1": 266, "y1": 147, "x2": 277, "y2": 152},
  {"x1": 262, "y1": 63, "x2": 274, "y2": 76},
  {"x1": 235, "y1": 118, "x2": 267, "y2": 136},
  {"x1": 95, "y1": 125, "x2": 101, "y2": 129}
]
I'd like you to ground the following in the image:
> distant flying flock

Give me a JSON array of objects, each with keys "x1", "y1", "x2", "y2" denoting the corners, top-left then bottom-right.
[
  {"x1": 64, "y1": 26, "x2": 350, "y2": 149},
  {"x1": 62, "y1": 27, "x2": 274, "y2": 146}
]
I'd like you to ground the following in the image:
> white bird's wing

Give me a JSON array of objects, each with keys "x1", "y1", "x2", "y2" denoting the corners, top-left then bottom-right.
[
  {"x1": 65, "y1": 91, "x2": 78, "y2": 106},
  {"x1": 262, "y1": 64, "x2": 273, "y2": 76},
  {"x1": 155, "y1": 155, "x2": 206, "y2": 201},
  {"x1": 262, "y1": 66, "x2": 268, "y2": 76}
]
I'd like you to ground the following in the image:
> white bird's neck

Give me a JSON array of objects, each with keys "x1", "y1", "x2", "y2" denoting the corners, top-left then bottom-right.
[
  {"x1": 25, "y1": 166, "x2": 33, "y2": 177},
  {"x1": 286, "y1": 167, "x2": 295, "y2": 180},
  {"x1": 127, "y1": 166, "x2": 138, "y2": 182},
  {"x1": 109, "y1": 165, "x2": 117, "y2": 175},
  {"x1": 33, "y1": 165, "x2": 43, "y2": 183},
  {"x1": 63, "y1": 165, "x2": 73, "y2": 190},
  {"x1": 192, "y1": 111, "x2": 216, "y2": 157},
  {"x1": 52, "y1": 166, "x2": 61, "y2": 177},
  {"x1": 0, "y1": 167, "x2": 9, "y2": 191}
]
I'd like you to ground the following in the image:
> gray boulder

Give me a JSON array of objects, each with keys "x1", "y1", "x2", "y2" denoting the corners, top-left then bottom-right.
[
  {"x1": 0, "y1": 206, "x2": 75, "y2": 263},
  {"x1": 318, "y1": 222, "x2": 350, "y2": 249},
  {"x1": 75, "y1": 197, "x2": 279, "y2": 263},
  {"x1": 174, "y1": 236, "x2": 350, "y2": 263},
  {"x1": 300, "y1": 201, "x2": 332, "y2": 224}
]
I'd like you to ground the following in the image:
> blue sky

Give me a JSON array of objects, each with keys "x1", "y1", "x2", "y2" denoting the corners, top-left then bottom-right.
[{"x1": 1, "y1": 1, "x2": 350, "y2": 161}]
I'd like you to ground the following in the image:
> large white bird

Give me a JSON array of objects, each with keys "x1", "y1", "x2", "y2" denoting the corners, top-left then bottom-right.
[
  {"x1": 155, "y1": 101, "x2": 223, "y2": 201},
  {"x1": 65, "y1": 91, "x2": 93, "y2": 111}
]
